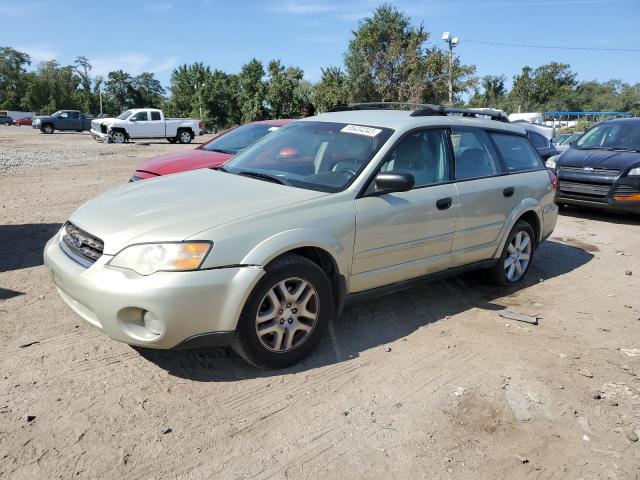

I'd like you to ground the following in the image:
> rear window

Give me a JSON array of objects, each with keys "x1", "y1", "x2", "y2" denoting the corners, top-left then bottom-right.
[
  {"x1": 150, "y1": 111, "x2": 161, "y2": 121},
  {"x1": 490, "y1": 133, "x2": 542, "y2": 173}
]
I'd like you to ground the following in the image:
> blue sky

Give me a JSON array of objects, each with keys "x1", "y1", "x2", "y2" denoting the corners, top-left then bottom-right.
[{"x1": 2, "y1": 0, "x2": 639, "y2": 92}]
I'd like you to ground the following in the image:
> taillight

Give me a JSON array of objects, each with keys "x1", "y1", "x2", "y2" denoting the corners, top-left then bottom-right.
[{"x1": 547, "y1": 169, "x2": 558, "y2": 190}]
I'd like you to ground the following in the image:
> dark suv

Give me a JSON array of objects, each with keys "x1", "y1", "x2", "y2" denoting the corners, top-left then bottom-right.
[
  {"x1": 0, "y1": 115, "x2": 14, "y2": 126},
  {"x1": 549, "y1": 118, "x2": 640, "y2": 213}
]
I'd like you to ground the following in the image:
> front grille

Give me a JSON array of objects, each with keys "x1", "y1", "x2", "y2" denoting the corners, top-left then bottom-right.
[
  {"x1": 60, "y1": 222, "x2": 104, "y2": 266},
  {"x1": 557, "y1": 165, "x2": 621, "y2": 202},
  {"x1": 100, "y1": 123, "x2": 107, "y2": 134}
]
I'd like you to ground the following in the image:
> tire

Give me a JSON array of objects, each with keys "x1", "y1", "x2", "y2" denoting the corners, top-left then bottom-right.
[
  {"x1": 76, "y1": 129, "x2": 82, "y2": 133},
  {"x1": 488, "y1": 220, "x2": 536, "y2": 286},
  {"x1": 178, "y1": 130, "x2": 193, "y2": 144},
  {"x1": 111, "y1": 130, "x2": 126, "y2": 144},
  {"x1": 167, "y1": 137, "x2": 177, "y2": 144},
  {"x1": 232, "y1": 254, "x2": 333, "y2": 369},
  {"x1": 42, "y1": 124, "x2": 54, "y2": 134}
]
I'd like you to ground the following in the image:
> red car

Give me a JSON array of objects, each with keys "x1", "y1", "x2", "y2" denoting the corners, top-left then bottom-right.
[
  {"x1": 130, "y1": 119, "x2": 293, "y2": 181},
  {"x1": 14, "y1": 117, "x2": 33, "y2": 126}
]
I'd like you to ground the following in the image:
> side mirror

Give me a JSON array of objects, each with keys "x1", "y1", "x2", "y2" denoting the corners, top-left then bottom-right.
[
  {"x1": 373, "y1": 172, "x2": 415, "y2": 193},
  {"x1": 569, "y1": 140, "x2": 577, "y2": 148},
  {"x1": 129, "y1": 118, "x2": 136, "y2": 122}
]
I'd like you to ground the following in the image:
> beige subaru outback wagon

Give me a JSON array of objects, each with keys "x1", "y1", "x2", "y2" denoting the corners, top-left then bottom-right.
[{"x1": 44, "y1": 104, "x2": 559, "y2": 368}]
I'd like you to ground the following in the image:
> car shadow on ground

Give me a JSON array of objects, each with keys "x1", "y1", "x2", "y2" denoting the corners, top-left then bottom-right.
[
  {"x1": 560, "y1": 205, "x2": 640, "y2": 225},
  {"x1": 0, "y1": 223, "x2": 62, "y2": 273},
  {"x1": 137, "y1": 240, "x2": 593, "y2": 382}
]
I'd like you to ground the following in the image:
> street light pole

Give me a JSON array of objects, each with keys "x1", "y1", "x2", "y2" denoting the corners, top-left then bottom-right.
[{"x1": 442, "y1": 32, "x2": 459, "y2": 106}]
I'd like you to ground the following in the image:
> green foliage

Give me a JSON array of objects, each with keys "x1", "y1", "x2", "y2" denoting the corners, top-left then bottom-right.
[
  {"x1": 266, "y1": 60, "x2": 306, "y2": 118},
  {"x1": 557, "y1": 120, "x2": 593, "y2": 134},
  {"x1": 0, "y1": 47, "x2": 31, "y2": 109},
  {"x1": 313, "y1": 67, "x2": 349, "y2": 112}
]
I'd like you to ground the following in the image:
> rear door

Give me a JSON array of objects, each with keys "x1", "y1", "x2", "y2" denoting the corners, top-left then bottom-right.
[
  {"x1": 148, "y1": 110, "x2": 165, "y2": 137},
  {"x1": 450, "y1": 127, "x2": 515, "y2": 266},
  {"x1": 352, "y1": 128, "x2": 459, "y2": 292}
]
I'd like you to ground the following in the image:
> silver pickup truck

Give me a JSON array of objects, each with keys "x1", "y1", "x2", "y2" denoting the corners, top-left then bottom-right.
[{"x1": 90, "y1": 108, "x2": 203, "y2": 144}]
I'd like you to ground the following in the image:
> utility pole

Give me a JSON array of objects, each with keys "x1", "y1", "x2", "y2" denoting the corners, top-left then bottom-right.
[{"x1": 442, "y1": 32, "x2": 459, "y2": 106}]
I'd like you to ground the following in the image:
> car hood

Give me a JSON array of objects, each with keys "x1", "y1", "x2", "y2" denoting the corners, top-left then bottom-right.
[
  {"x1": 69, "y1": 169, "x2": 329, "y2": 254},
  {"x1": 135, "y1": 149, "x2": 232, "y2": 176},
  {"x1": 558, "y1": 148, "x2": 640, "y2": 170},
  {"x1": 33, "y1": 115, "x2": 52, "y2": 121},
  {"x1": 92, "y1": 117, "x2": 117, "y2": 125}
]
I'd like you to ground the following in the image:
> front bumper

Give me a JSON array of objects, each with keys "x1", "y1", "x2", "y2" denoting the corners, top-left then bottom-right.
[
  {"x1": 43, "y1": 235, "x2": 263, "y2": 349},
  {"x1": 556, "y1": 196, "x2": 640, "y2": 213},
  {"x1": 90, "y1": 128, "x2": 109, "y2": 142}
]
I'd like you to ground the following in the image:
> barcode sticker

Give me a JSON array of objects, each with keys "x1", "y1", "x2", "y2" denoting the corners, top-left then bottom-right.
[{"x1": 340, "y1": 125, "x2": 382, "y2": 137}]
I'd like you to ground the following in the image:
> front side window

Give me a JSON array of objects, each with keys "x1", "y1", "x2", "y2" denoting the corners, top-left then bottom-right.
[
  {"x1": 204, "y1": 124, "x2": 281, "y2": 154},
  {"x1": 223, "y1": 121, "x2": 394, "y2": 192},
  {"x1": 58, "y1": 112, "x2": 69, "y2": 119},
  {"x1": 577, "y1": 123, "x2": 640, "y2": 151},
  {"x1": 379, "y1": 129, "x2": 450, "y2": 187},
  {"x1": 491, "y1": 133, "x2": 543, "y2": 173},
  {"x1": 131, "y1": 111, "x2": 149, "y2": 121},
  {"x1": 528, "y1": 132, "x2": 548, "y2": 149},
  {"x1": 451, "y1": 128, "x2": 501, "y2": 180}
]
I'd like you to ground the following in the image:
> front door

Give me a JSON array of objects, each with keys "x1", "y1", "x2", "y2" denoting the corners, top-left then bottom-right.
[
  {"x1": 351, "y1": 128, "x2": 459, "y2": 292},
  {"x1": 128, "y1": 110, "x2": 150, "y2": 138}
]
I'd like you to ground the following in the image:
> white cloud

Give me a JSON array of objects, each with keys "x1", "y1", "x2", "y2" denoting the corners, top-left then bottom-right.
[
  {"x1": 270, "y1": 1, "x2": 340, "y2": 14},
  {"x1": 17, "y1": 45, "x2": 60, "y2": 63},
  {"x1": 90, "y1": 53, "x2": 177, "y2": 77},
  {"x1": 0, "y1": 5, "x2": 26, "y2": 16}
]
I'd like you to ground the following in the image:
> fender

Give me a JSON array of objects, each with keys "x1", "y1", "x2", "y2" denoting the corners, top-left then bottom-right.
[
  {"x1": 240, "y1": 228, "x2": 350, "y2": 276},
  {"x1": 492, "y1": 198, "x2": 542, "y2": 259}
]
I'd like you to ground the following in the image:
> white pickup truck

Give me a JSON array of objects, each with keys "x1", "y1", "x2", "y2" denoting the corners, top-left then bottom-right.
[{"x1": 90, "y1": 108, "x2": 203, "y2": 144}]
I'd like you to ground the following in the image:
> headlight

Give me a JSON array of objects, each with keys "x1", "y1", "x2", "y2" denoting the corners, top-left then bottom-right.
[
  {"x1": 109, "y1": 242, "x2": 212, "y2": 275},
  {"x1": 545, "y1": 156, "x2": 558, "y2": 170},
  {"x1": 628, "y1": 167, "x2": 640, "y2": 176}
]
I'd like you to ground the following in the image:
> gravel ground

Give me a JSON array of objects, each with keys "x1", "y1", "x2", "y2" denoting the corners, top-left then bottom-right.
[{"x1": 1, "y1": 127, "x2": 639, "y2": 479}]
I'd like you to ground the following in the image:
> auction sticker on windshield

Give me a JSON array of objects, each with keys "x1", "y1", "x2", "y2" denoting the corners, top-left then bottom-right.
[{"x1": 340, "y1": 125, "x2": 382, "y2": 137}]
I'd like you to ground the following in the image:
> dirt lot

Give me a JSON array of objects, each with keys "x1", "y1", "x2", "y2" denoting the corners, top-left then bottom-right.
[{"x1": 1, "y1": 126, "x2": 639, "y2": 479}]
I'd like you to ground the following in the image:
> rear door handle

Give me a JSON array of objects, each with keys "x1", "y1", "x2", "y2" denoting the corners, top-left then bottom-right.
[
  {"x1": 436, "y1": 197, "x2": 452, "y2": 210},
  {"x1": 503, "y1": 187, "x2": 515, "y2": 198}
]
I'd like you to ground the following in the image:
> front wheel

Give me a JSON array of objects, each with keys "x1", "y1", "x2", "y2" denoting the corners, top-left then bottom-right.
[
  {"x1": 232, "y1": 254, "x2": 333, "y2": 369},
  {"x1": 178, "y1": 130, "x2": 193, "y2": 144},
  {"x1": 111, "y1": 131, "x2": 126, "y2": 144},
  {"x1": 42, "y1": 124, "x2": 54, "y2": 134},
  {"x1": 489, "y1": 220, "x2": 535, "y2": 286}
]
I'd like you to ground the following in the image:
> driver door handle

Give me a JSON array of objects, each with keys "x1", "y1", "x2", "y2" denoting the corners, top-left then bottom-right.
[
  {"x1": 503, "y1": 187, "x2": 515, "y2": 198},
  {"x1": 436, "y1": 197, "x2": 452, "y2": 210}
]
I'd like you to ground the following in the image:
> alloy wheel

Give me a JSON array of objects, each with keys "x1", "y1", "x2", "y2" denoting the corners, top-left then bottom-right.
[
  {"x1": 504, "y1": 230, "x2": 532, "y2": 282},
  {"x1": 179, "y1": 131, "x2": 192, "y2": 143},
  {"x1": 255, "y1": 277, "x2": 319, "y2": 352},
  {"x1": 112, "y1": 132, "x2": 125, "y2": 144}
]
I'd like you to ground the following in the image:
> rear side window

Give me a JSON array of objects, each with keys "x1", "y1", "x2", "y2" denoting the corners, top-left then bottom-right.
[
  {"x1": 451, "y1": 128, "x2": 501, "y2": 180},
  {"x1": 71, "y1": 111, "x2": 80, "y2": 119},
  {"x1": 150, "y1": 111, "x2": 161, "y2": 121},
  {"x1": 490, "y1": 133, "x2": 543, "y2": 173}
]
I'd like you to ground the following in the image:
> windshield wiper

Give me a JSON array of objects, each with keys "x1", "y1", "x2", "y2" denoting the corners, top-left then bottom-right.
[
  {"x1": 582, "y1": 146, "x2": 640, "y2": 153},
  {"x1": 237, "y1": 170, "x2": 290, "y2": 185}
]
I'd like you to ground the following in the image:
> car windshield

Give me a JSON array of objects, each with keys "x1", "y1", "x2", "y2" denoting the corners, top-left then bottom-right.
[
  {"x1": 222, "y1": 121, "x2": 394, "y2": 192},
  {"x1": 117, "y1": 110, "x2": 133, "y2": 120},
  {"x1": 576, "y1": 123, "x2": 640, "y2": 151},
  {"x1": 560, "y1": 133, "x2": 582, "y2": 145},
  {"x1": 203, "y1": 123, "x2": 281, "y2": 154}
]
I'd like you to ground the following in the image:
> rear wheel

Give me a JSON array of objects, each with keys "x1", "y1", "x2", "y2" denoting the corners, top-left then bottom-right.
[
  {"x1": 111, "y1": 131, "x2": 126, "y2": 144},
  {"x1": 232, "y1": 254, "x2": 332, "y2": 369},
  {"x1": 489, "y1": 220, "x2": 535, "y2": 286},
  {"x1": 42, "y1": 124, "x2": 54, "y2": 134},
  {"x1": 178, "y1": 130, "x2": 193, "y2": 144}
]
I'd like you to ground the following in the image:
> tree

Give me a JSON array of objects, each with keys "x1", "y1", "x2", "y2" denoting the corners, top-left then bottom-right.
[
  {"x1": 0, "y1": 47, "x2": 31, "y2": 109},
  {"x1": 343, "y1": 4, "x2": 476, "y2": 105},
  {"x1": 132, "y1": 72, "x2": 165, "y2": 107},
  {"x1": 237, "y1": 58, "x2": 268, "y2": 122},
  {"x1": 468, "y1": 75, "x2": 507, "y2": 109},
  {"x1": 24, "y1": 60, "x2": 81, "y2": 113},
  {"x1": 74, "y1": 56, "x2": 94, "y2": 112},
  {"x1": 104, "y1": 70, "x2": 134, "y2": 112},
  {"x1": 313, "y1": 67, "x2": 349, "y2": 112},
  {"x1": 266, "y1": 60, "x2": 305, "y2": 118}
]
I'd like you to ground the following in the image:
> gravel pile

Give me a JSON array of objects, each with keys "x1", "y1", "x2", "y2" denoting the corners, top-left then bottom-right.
[{"x1": 0, "y1": 148, "x2": 117, "y2": 172}]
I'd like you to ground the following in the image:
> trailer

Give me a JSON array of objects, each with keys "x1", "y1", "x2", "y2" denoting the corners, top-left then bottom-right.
[{"x1": 0, "y1": 110, "x2": 36, "y2": 121}]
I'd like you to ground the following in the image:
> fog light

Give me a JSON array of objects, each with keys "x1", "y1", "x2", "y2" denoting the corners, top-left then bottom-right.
[{"x1": 143, "y1": 311, "x2": 164, "y2": 335}]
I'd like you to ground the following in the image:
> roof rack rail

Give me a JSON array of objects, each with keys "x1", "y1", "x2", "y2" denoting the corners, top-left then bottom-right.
[
  {"x1": 410, "y1": 105, "x2": 509, "y2": 122},
  {"x1": 327, "y1": 102, "x2": 509, "y2": 122}
]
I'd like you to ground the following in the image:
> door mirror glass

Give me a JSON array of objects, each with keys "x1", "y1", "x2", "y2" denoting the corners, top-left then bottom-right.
[{"x1": 374, "y1": 172, "x2": 415, "y2": 193}]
